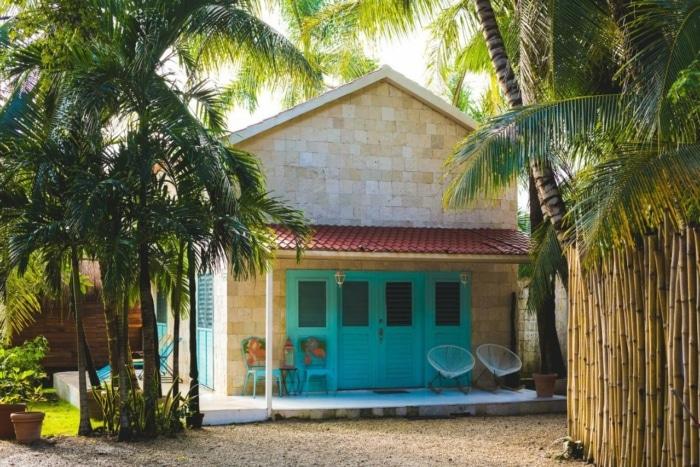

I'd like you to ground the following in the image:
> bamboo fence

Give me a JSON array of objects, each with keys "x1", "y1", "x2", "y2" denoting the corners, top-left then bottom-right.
[{"x1": 568, "y1": 224, "x2": 700, "y2": 466}]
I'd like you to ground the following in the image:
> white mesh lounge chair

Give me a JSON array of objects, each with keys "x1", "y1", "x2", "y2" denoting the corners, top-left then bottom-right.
[
  {"x1": 427, "y1": 345, "x2": 475, "y2": 394},
  {"x1": 475, "y1": 344, "x2": 522, "y2": 390}
]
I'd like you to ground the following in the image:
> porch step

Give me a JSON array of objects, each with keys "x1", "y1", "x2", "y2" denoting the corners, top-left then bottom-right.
[{"x1": 271, "y1": 397, "x2": 566, "y2": 421}]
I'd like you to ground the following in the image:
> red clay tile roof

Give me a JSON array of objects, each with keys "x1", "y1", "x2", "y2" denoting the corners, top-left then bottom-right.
[{"x1": 274, "y1": 225, "x2": 529, "y2": 256}]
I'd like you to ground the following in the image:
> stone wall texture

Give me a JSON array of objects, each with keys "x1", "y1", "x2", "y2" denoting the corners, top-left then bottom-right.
[
  {"x1": 517, "y1": 278, "x2": 568, "y2": 376},
  {"x1": 237, "y1": 81, "x2": 517, "y2": 229}
]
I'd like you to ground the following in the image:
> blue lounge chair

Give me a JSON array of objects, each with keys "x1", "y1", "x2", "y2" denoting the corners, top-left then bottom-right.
[{"x1": 97, "y1": 335, "x2": 174, "y2": 383}]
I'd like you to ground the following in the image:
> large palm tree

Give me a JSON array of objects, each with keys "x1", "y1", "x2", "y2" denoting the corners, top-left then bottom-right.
[
  {"x1": 223, "y1": 0, "x2": 378, "y2": 111},
  {"x1": 1, "y1": 0, "x2": 314, "y2": 437},
  {"x1": 0, "y1": 85, "x2": 104, "y2": 435}
]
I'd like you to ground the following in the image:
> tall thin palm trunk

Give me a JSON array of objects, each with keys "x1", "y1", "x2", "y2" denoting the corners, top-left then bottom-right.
[
  {"x1": 473, "y1": 0, "x2": 567, "y2": 236},
  {"x1": 171, "y1": 241, "x2": 185, "y2": 396},
  {"x1": 78, "y1": 319, "x2": 100, "y2": 387},
  {"x1": 71, "y1": 247, "x2": 92, "y2": 436},
  {"x1": 186, "y1": 241, "x2": 202, "y2": 428},
  {"x1": 100, "y1": 285, "x2": 120, "y2": 380},
  {"x1": 138, "y1": 242, "x2": 158, "y2": 437},
  {"x1": 117, "y1": 293, "x2": 132, "y2": 441},
  {"x1": 474, "y1": 0, "x2": 566, "y2": 376}
]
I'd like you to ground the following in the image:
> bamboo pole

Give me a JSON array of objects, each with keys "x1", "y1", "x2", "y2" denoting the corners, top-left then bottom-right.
[{"x1": 568, "y1": 225, "x2": 700, "y2": 466}]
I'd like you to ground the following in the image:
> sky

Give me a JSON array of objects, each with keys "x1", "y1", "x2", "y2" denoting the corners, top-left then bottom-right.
[{"x1": 225, "y1": 11, "x2": 490, "y2": 133}]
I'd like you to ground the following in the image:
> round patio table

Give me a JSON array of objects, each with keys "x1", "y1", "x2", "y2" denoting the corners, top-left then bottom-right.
[{"x1": 279, "y1": 367, "x2": 301, "y2": 396}]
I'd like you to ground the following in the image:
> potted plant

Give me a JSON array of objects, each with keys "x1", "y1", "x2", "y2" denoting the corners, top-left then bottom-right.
[
  {"x1": 0, "y1": 337, "x2": 48, "y2": 442},
  {"x1": 532, "y1": 372, "x2": 558, "y2": 398}
]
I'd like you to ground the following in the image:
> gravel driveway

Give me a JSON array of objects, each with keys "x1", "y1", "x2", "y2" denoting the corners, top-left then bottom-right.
[{"x1": 0, "y1": 414, "x2": 572, "y2": 466}]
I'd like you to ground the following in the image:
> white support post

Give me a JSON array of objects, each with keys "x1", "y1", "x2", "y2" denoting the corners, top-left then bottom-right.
[{"x1": 265, "y1": 270, "x2": 273, "y2": 418}]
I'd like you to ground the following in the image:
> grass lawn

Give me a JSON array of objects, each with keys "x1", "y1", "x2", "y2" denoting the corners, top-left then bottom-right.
[
  {"x1": 32, "y1": 389, "x2": 100, "y2": 437},
  {"x1": 31, "y1": 389, "x2": 80, "y2": 437}
]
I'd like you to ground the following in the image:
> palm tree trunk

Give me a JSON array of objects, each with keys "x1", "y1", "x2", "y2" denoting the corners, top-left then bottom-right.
[
  {"x1": 117, "y1": 293, "x2": 132, "y2": 441},
  {"x1": 530, "y1": 178, "x2": 566, "y2": 376},
  {"x1": 71, "y1": 247, "x2": 92, "y2": 436},
  {"x1": 171, "y1": 241, "x2": 185, "y2": 396},
  {"x1": 474, "y1": 0, "x2": 567, "y2": 235},
  {"x1": 102, "y1": 292, "x2": 121, "y2": 380},
  {"x1": 138, "y1": 242, "x2": 158, "y2": 437},
  {"x1": 186, "y1": 241, "x2": 202, "y2": 428},
  {"x1": 79, "y1": 319, "x2": 100, "y2": 387}
]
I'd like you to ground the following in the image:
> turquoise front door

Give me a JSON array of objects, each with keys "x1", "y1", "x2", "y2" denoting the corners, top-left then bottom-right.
[
  {"x1": 288, "y1": 270, "x2": 471, "y2": 391},
  {"x1": 338, "y1": 280, "x2": 376, "y2": 389},
  {"x1": 337, "y1": 273, "x2": 423, "y2": 389},
  {"x1": 377, "y1": 278, "x2": 423, "y2": 388}
]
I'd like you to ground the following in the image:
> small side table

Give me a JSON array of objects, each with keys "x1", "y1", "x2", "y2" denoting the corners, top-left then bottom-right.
[{"x1": 279, "y1": 367, "x2": 301, "y2": 396}]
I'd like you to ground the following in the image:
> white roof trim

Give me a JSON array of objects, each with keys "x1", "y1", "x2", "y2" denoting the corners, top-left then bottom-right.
[
  {"x1": 228, "y1": 65, "x2": 479, "y2": 145},
  {"x1": 275, "y1": 249, "x2": 529, "y2": 264}
]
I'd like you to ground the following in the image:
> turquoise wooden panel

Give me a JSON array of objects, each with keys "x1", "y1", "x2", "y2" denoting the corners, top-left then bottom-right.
[
  {"x1": 286, "y1": 270, "x2": 337, "y2": 391},
  {"x1": 156, "y1": 323, "x2": 167, "y2": 341},
  {"x1": 377, "y1": 274, "x2": 424, "y2": 388},
  {"x1": 197, "y1": 329, "x2": 213, "y2": 388},
  {"x1": 338, "y1": 277, "x2": 377, "y2": 389},
  {"x1": 424, "y1": 272, "x2": 472, "y2": 387},
  {"x1": 196, "y1": 274, "x2": 214, "y2": 389}
]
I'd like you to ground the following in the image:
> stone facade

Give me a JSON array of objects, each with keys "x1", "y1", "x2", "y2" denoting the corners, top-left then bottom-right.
[{"x1": 237, "y1": 81, "x2": 517, "y2": 229}]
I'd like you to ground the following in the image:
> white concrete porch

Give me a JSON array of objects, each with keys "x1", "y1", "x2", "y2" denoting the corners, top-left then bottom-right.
[
  {"x1": 200, "y1": 388, "x2": 565, "y2": 424},
  {"x1": 55, "y1": 371, "x2": 565, "y2": 425}
]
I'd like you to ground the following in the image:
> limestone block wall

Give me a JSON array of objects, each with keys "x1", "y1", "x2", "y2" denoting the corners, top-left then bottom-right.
[
  {"x1": 223, "y1": 257, "x2": 518, "y2": 396},
  {"x1": 516, "y1": 278, "x2": 568, "y2": 376},
  {"x1": 237, "y1": 81, "x2": 517, "y2": 230}
]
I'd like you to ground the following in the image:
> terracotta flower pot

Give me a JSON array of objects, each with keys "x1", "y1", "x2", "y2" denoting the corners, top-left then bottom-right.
[
  {"x1": 0, "y1": 404, "x2": 26, "y2": 439},
  {"x1": 10, "y1": 411, "x2": 44, "y2": 444},
  {"x1": 533, "y1": 373, "x2": 558, "y2": 398}
]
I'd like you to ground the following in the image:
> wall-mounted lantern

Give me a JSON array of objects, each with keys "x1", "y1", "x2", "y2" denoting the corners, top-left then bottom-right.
[{"x1": 335, "y1": 270, "x2": 346, "y2": 287}]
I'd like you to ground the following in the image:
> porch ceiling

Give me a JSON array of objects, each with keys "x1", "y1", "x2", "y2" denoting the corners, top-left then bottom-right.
[{"x1": 273, "y1": 225, "x2": 529, "y2": 260}]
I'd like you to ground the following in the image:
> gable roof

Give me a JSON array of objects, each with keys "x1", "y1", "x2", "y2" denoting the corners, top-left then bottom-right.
[{"x1": 229, "y1": 65, "x2": 479, "y2": 145}]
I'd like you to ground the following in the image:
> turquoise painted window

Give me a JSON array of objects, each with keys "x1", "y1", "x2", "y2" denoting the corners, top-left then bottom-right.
[
  {"x1": 197, "y1": 275, "x2": 214, "y2": 328},
  {"x1": 342, "y1": 281, "x2": 369, "y2": 326},
  {"x1": 298, "y1": 281, "x2": 326, "y2": 327},
  {"x1": 386, "y1": 282, "x2": 412, "y2": 326},
  {"x1": 435, "y1": 282, "x2": 460, "y2": 326}
]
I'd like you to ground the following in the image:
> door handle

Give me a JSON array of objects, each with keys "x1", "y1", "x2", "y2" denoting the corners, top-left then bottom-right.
[{"x1": 378, "y1": 327, "x2": 384, "y2": 342}]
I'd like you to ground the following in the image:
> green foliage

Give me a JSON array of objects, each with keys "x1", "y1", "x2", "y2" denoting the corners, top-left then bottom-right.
[
  {"x1": 92, "y1": 379, "x2": 191, "y2": 438},
  {"x1": 0, "y1": 336, "x2": 47, "y2": 405},
  {"x1": 223, "y1": 0, "x2": 378, "y2": 111}
]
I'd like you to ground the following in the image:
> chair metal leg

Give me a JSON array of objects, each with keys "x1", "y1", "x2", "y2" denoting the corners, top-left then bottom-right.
[
  {"x1": 253, "y1": 375, "x2": 257, "y2": 399},
  {"x1": 243, "y1": 372, "x2": 250, "y2": 396},
  {"x1": 428, "y1": 373, "x2": 443, "y2": 394}
]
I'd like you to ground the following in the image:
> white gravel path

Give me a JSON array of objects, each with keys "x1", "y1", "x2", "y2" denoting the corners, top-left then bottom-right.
[{"x1": 0, "y1": 414, "x2": 576, "y2": 466}]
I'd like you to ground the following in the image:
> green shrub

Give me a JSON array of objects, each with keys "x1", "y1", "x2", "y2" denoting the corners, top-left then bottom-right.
[
  {"x1": 92, "y1": 376, "x2": 191, "y2": 438},
  {"x1": 0, "y1": 336, "x2": 48, "y2": 405}
]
